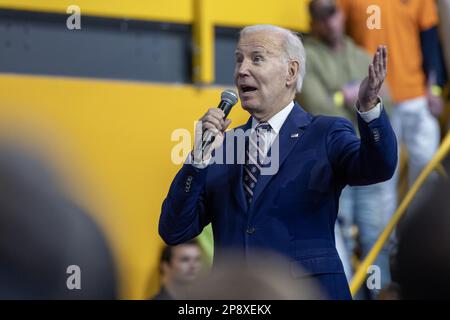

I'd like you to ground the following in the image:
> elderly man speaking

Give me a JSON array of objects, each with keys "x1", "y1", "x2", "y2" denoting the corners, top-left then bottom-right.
[{"x1": 159, "y1": 25, "x2": 397, "y2": 300}]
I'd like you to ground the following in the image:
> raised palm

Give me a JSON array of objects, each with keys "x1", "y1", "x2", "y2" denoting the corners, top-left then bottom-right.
[{"x1": 358, "y1": 46, "x2": 388, "y2": 111}]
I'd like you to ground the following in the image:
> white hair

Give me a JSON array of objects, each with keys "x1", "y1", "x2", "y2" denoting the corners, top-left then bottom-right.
[{"x1": 240, "y1": 24, "x2": 306, "y2": 93}]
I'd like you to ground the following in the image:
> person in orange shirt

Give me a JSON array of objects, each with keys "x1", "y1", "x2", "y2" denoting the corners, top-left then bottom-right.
[
  {"x1": 337, "y1": 0, "x2": 445, "y2": 110},
  {"x1": 337, "y1": 0, "x2": 446, "y2": 283}
]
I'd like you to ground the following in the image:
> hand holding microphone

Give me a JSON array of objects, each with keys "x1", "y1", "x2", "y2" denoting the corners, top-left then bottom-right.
[{"x1": 192, "y1": 90, "x2": 238, "y2": 164}]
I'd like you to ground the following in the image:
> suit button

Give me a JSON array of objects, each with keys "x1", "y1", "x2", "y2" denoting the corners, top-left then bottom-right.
[
  {"x1": 246, "y1": 227, "x2": 256, "y2": 235},
  {"x1": 185, "y1": 176, "x2": 193, "y2": 191},
  {"x1": 372, "y1": 128, "x2": 380, "y2": 142}
]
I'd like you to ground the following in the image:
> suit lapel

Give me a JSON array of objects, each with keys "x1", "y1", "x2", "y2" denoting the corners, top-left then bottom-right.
[{"x1": 251, "y1": 103, "x2": 312, "y2": 206}]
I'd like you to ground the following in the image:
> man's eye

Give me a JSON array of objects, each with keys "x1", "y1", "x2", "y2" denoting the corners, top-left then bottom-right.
[{"x1": 253, "y1": 56, "x2": 263, "y2": 62}]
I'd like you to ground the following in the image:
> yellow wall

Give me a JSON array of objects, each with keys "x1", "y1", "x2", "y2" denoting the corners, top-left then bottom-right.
[
  {"x1": 0, "y1": 74, "x2": 250, "y2": 298},
  {"x1": 0, "y1": 0, "x2": 310, "y2": 299},
  {"x1": 0, "y1": 0, "x2": 310, "y2": 30}
]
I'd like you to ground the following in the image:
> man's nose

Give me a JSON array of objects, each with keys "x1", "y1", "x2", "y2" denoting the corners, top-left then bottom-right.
[{"x1": 237, "y1": 59, "x2": 251, "y2": 76}]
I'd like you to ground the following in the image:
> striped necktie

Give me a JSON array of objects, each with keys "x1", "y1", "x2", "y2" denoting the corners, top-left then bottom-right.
[{"x1": 243, "y1": 122, "x2": 272, "y2": 205}]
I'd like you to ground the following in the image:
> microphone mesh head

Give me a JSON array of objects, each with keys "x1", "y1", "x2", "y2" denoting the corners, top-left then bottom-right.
[{"x1": 221, "y1": 90, "x2": 239, "y2": 106}]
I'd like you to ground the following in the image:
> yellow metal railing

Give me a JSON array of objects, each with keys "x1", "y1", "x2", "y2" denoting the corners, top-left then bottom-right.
[{"x1": 350, "y1": 130, "x2": 450, "y2": 297}]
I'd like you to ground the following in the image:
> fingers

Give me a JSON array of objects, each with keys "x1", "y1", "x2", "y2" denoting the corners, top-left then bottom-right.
[
  {"x1": 201, "y1": 108, "x2": 226, "y2": 132},
  {"x1": 382, "y1": 45, "x2": 387, "y2": 72},
  {"x1": 378, "y1": 45, "x2": 387, "y2": 77},
  {"x1": 202, "y1": 116, "x2": 222, "y2": 132},
  {"x1": 208, "y1": 107, "x2": 226, "y2": 119},
  {"x1": 193, "y1": 108, "x2": 230, "y2": 158},
  {"x1": 194, "y1": 120, "x2": 203, "y2": 146},
  {"x1": 223, "y1": 118, "x2": 232, "y2": 131},
  {"x1": 369, "y1": 63, "x2": 376, "y2": 85},
  {"x1": 209, "y1": 119, "x2": 232, "y2": 150},
  {"x1": 376, "y1": 45, "x2": 387, "y2": 76},
  {"x1": 203, "y1": 118, "x2": 232, "y2": 135},
  {"x1": 203, "y1": 122, "x2": 220, "y2": 134},
  {"x1": 374, "y1": 46, "x2": 383, "y2": 76},
  {"x1": 369, "y1": 45, "x2": 387, "y2": 88},
  {"x1": 371, "y1": 46, "x2": 379, "y2": 66},
  {"x1": 372, "y1": 47, "x2": 379, "y2": 74}
]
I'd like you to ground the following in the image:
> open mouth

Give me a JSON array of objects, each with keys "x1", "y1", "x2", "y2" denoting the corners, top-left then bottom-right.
[{"x1": 240, "y1": 85, "x2": 258, "y2": 93}]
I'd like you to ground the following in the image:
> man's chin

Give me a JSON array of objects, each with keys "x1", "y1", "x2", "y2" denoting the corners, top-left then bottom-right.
[{"x1": 241, "y1": 102, "x2": 258, "y2": 112}]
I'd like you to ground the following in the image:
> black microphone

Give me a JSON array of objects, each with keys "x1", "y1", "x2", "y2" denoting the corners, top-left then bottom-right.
[{"x1": 201, "y1": 89, "x2": 239, "y2": 154}]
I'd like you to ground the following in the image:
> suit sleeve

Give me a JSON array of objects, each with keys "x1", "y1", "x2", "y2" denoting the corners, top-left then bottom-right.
[
  {"x1": 326, "y1": 107, "x2": 398, "y2": 186},
  {"x1": 159, "y1": 163, "x2": 211, "y2": 245}
]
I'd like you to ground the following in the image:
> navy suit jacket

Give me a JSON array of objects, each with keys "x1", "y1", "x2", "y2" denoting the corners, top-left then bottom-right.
[{"x1": 159, "y1": 103, "x2": 397, "y2": 299}]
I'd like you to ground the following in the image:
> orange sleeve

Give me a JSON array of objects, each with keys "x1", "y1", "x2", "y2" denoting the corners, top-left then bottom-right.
[{"x1": 418, "y1": 0, "x2": 438, "y2": 31}]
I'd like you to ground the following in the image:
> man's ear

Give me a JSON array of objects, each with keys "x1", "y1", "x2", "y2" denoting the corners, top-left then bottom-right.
[
  {"x1": 286, "y1": 60, "x2": 300, "y2": 87},
  {"x1": 161, "y1": 261, "x2": 170, "y2": 276}
]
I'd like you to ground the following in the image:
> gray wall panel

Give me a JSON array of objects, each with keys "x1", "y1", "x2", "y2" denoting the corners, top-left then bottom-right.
[
  {"x1": 214, "y1": 26, "x2": 240, "y2": 85},
  {"x1": 0, "y1": 10, "x2": 192, "y2": 83}
]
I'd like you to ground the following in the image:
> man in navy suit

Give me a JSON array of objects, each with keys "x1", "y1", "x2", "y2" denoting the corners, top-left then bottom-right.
[{"x1": 159, "y1": 25, "x2": 397, "y2": 299}]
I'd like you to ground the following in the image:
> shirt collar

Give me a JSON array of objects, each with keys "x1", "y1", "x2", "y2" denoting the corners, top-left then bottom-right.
[{"x1": 251, "y1": 101, "x2": 295, "y2": 135}]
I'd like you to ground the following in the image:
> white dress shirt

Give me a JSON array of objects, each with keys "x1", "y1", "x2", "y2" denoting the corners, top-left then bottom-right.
[{"x1": 250, "y1": 101, "x2": 295, "y2": 151}]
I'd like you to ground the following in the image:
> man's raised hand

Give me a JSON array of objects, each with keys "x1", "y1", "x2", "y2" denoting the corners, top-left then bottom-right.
[{"x1": 358, "y1": 45, "x2": 388, "y2": 112}]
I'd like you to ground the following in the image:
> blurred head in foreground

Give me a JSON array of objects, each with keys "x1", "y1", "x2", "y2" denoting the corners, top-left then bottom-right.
[
  {"x1": 0, "y1": 143, "x2": 117, "y2": 299},
  {"x1": 397, "y1": 179, "x2": 450, "y2": 299},
  {"x1": 187, "y1": 251, "x2": 324, "y2": 299}
]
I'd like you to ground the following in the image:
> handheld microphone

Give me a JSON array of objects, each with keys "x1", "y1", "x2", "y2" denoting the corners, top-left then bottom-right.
[{"x1": 201, "y1": 89, "x2": 239, "y2": 154}]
